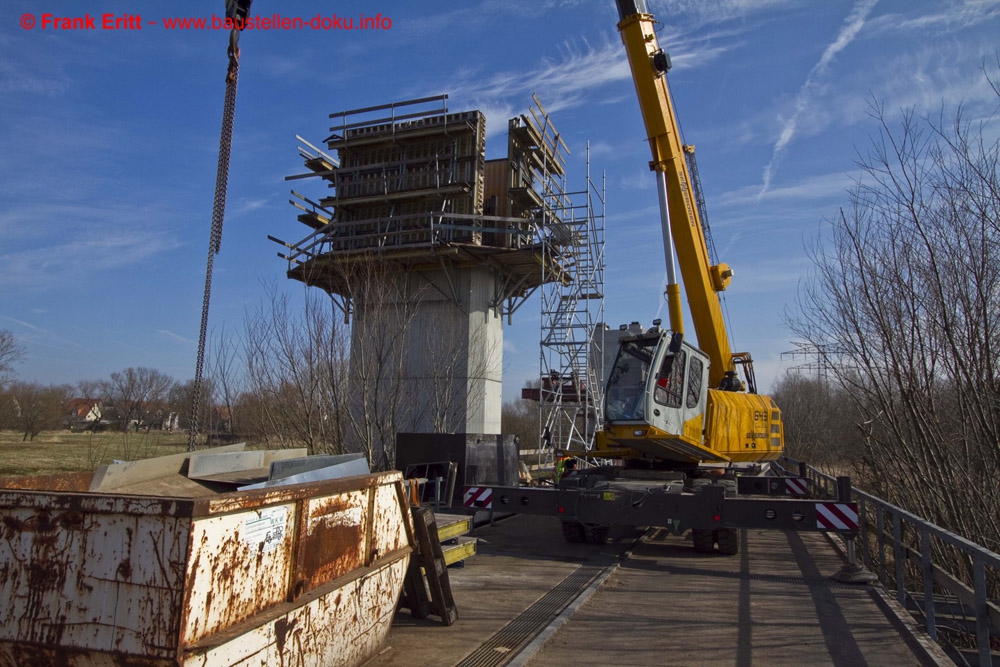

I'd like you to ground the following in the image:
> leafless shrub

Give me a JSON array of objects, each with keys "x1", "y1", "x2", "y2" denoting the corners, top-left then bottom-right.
[
  {"x1": 0, "y1": 330, "x2": 24, "y2": 390},
  {"x1": 789, "y1": 86, "x2": 1000, "y2": 555},
  {"x1": 241, "y1": 282, "x2": 348, "y2": 454},
  {"x1": 1, "y1": 382, "x2": 71, "y2": 441}
]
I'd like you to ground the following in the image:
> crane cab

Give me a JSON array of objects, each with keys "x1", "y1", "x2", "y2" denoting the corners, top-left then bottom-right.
[
  {"x1": 596, "y1": 326, "x2": 783, "y2": 465},
  {"x1": 599, "y1": 328, "x2": 713, "y2": 463}
]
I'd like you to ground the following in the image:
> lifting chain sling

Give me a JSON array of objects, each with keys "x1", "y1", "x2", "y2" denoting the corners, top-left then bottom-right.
[{"x1": 188, "y1": 11, "x2": 246, "y2": 450}]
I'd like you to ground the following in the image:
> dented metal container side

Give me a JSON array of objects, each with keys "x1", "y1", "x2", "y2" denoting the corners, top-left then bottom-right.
[
  {"x1": 183, "y1": 554, "x2": 409, "y2": 667},
  {"x1": 0, "y1": 470, "x2": 413, "y2": 667}
]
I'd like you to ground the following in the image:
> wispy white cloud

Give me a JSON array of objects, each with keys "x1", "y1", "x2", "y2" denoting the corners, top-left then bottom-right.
[
  {"x1": 850, "y1": 47, "x2": 999, "y2": 123},
  {"x1": 399, "y1": 1, "x2": 594, "y2": 38},
  {"x1": 619, "y1": 168, "x2": 656, "y2": 191},
  {"x1": 449, "y1": 37, "x2": 630, "y2": 115},
  {"x1": 717, "y1": 171, "x2": 855, "y2": 210},
  {"x1": 228, "y1": 197, "x2": 270, "y2": 218},
  {"x1": 0, "y1": 227, "x2": 183, "y2": 291},
  {"x1": 158, "y1": 329, "x2": 196, "y2": 346},
  {"x1": 866, "y1": 0, "x2": 1000, "y2": 35},
  {"x1": 0, "y1": 316, "x2": 85, "y2": 350},
  {"x1": 655, "y1": 0, "x2": 801, "y2": 25},
  {"x1": 759, "y1": 0, "x2": 878, "y2": 197}
]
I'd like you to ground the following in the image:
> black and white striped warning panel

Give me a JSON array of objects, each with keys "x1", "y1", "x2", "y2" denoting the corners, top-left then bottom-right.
[
  {"x1": 464, "y1": 486, "x2": 493, "y2": 509},
  {"x1": 737, "y1": 476, "x2": 810, "y2": 496},
  {"x1": 817, "y1": 502, "x2": 858, "y2": 531}
]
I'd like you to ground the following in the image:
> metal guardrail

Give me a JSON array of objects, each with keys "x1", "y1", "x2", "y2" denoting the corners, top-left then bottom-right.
[{"x1": 780, "y1": 456, "x2": 1000, "y2": 666}]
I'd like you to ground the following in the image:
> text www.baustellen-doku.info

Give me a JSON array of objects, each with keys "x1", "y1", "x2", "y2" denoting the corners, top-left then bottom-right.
[{"x1": 19, "y1": 12, "x2": 392, "y2": 32}]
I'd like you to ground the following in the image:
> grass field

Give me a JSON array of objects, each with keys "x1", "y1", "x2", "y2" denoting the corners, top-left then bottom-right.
[{"x1": 0, "y1": 430, "x2": 192, "y2": 477}]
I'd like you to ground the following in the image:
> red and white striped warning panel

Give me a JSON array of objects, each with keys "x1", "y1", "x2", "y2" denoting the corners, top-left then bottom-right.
[
  {"x1": 463, "y1": 486, "x2": 493, "y2": 509},
  {"x1": 816, "y1": 502, "x2": 858, "y2": 531},
  {"x1": 785, "y1": 478, "x2": 809, "y2": 496}
]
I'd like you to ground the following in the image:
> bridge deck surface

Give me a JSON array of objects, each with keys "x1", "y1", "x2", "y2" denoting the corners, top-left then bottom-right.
[{"x1": 366, "y1": 514, "x2": 948, "y2": 667}]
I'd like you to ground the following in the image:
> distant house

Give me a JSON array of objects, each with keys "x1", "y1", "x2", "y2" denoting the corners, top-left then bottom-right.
[
  {"x1": 143, "y1": 402, "x2": 180, "y2": 432},
  {"x1": 67, "y1": 398, "x2": 102, "y2": 430}
]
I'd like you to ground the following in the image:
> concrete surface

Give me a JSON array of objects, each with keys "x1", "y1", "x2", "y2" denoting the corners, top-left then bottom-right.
[{"x1": 366, "y1": 515, "x2": 949, "y2": 667}]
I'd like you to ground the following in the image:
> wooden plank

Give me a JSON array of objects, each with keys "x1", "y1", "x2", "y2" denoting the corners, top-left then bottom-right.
[
  {"x1": 435, "y1": 514, "x2": 472, "y2": 541},
  {"x1": 441, "y1": 537, "x2": 476, "y2": 567},
  {"x1": 401, "y1": 559, "x2": 431, "y2": 619},
  {"x1": 103, "y1": 473, "x2": 226, "y2": 498}
]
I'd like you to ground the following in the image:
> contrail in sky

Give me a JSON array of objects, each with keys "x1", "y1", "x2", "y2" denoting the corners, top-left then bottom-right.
[{"x1": 758, "y1": 0, "x2": 878, "y2": 199}]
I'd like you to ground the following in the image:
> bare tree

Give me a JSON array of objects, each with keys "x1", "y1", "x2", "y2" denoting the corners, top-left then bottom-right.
[
  {"x1": 335, "y1": 265, "x2": 423, "y2": 471},
  {"x1": 0, "y1": 330, "x2": 24, "y2": 389},
  {"x1": 422, "y1": 318, "x2": 502, "y2": 435},
  {"x1": 502, "y1": 392, "x2": 539, "y2": 452},
  {"x1": 242, "y1": 283, "x2": 348, "y2": 454},
  {"x1": 77, "y1": 379, "x2": 101, "y2": 401},
  {"x1": 770, "y1": 372, "x2": 863, "y2": 468},
  {"x1": 788, "y1": 89, "x2": 1000, "y2": 554},
  {"x1": 99, "y1": 367, "x2": 176, "y2": 458},
  {"x1": 236, "y1": 264, "x2": 501, "y2": 469},
  {"x1": 207, "y1": 326, "x2": 244, "y2": 439},
  {"x1": 170, "y1": 378, "x2": 216, "y2": 434},
  {"x1": 4, "y1": 382, "x2": 72, "y2": 441}
]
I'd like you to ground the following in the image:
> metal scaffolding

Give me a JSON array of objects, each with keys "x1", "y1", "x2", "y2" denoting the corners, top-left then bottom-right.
[
  {"x1": 515, "y1": 98, "x2": 605, "y2": 465},
  {"x1": 269, "y1": 94, "x2": 575, "y2": 320}
]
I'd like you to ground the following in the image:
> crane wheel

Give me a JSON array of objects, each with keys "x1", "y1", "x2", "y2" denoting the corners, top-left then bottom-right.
[
  {"x1": 583, "y1": 524, "x2": 610, "y2": 544},
  {"x1": 692, "y1": 528, "x2": 715, "y2": 553},
  {"x1": 561, "y1": 520, "x2": 585, "y2": 543},
  {"x1": 715, "y1": 528, "x2": 740, "y2": 555}
]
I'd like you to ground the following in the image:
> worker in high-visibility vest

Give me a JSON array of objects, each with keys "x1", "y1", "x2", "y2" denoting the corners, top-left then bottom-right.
[{"x1": 554, "y1": 456, "x2": 578, "y2": 484}]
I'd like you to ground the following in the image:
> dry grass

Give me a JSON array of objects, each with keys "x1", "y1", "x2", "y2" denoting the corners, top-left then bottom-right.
[{"x1": 0, "y1": 430, "x2": 191, "y2": 477}]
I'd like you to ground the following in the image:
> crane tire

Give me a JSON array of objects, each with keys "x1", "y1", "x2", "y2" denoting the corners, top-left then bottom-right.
[
  {"x1": 716, "y1": 528, "x2": 740, "y2": 555},
  {"x1": 692, "y1": 528, "x2": 715, "y2": 553},
  {"x1": 687, "y1": 478, "x2": 712, "y2": 493},
  {"x1": 561, "y1": 520, "x2": 585, "y2": 543},
  {"x1": 584, "y1": 524, "x2": 610, "y2": 544}
]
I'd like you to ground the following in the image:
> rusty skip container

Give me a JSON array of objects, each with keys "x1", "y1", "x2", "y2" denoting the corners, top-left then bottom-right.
[{"x1": 0, "y1": 469, "x2": 413, "y2": 666}]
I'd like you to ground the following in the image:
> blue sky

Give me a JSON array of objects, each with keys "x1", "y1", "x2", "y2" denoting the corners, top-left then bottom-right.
[{"x1": 2, "y1": 0, "x2": 999, "y2": 402}]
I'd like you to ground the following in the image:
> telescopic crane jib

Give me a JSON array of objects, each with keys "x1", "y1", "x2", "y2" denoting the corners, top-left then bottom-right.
[{"x1": 593, "y1": 0, "x2": 784, "y2": 468}]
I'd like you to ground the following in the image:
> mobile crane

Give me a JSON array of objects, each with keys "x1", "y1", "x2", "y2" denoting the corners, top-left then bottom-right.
[
  {"x1": 462, "y1": 1, "x2": 857, "y2": 555},
  {"x1": 595, "y1": 0, "x2": 784, "y2": 472}
]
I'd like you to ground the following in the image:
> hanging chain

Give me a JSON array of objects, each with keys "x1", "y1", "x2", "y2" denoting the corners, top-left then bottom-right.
[{"x1": 188, "y1": 61, "x2": 239, "y2": 450}]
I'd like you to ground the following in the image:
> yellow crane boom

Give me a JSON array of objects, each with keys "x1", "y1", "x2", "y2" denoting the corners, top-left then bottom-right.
[{"x1": 616, "y1": 0, "x2": 741, "y2": 391}]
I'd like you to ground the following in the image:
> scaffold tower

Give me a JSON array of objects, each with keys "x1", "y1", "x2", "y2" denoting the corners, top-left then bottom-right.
[{"x1": 518, "y1": 98, "x2": 606, "y2": 466}]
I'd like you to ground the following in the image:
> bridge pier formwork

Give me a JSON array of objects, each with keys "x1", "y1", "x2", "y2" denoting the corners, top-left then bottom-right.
[{"x1": 274, "y1": 94, "x2": 580, "y2": 466}]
